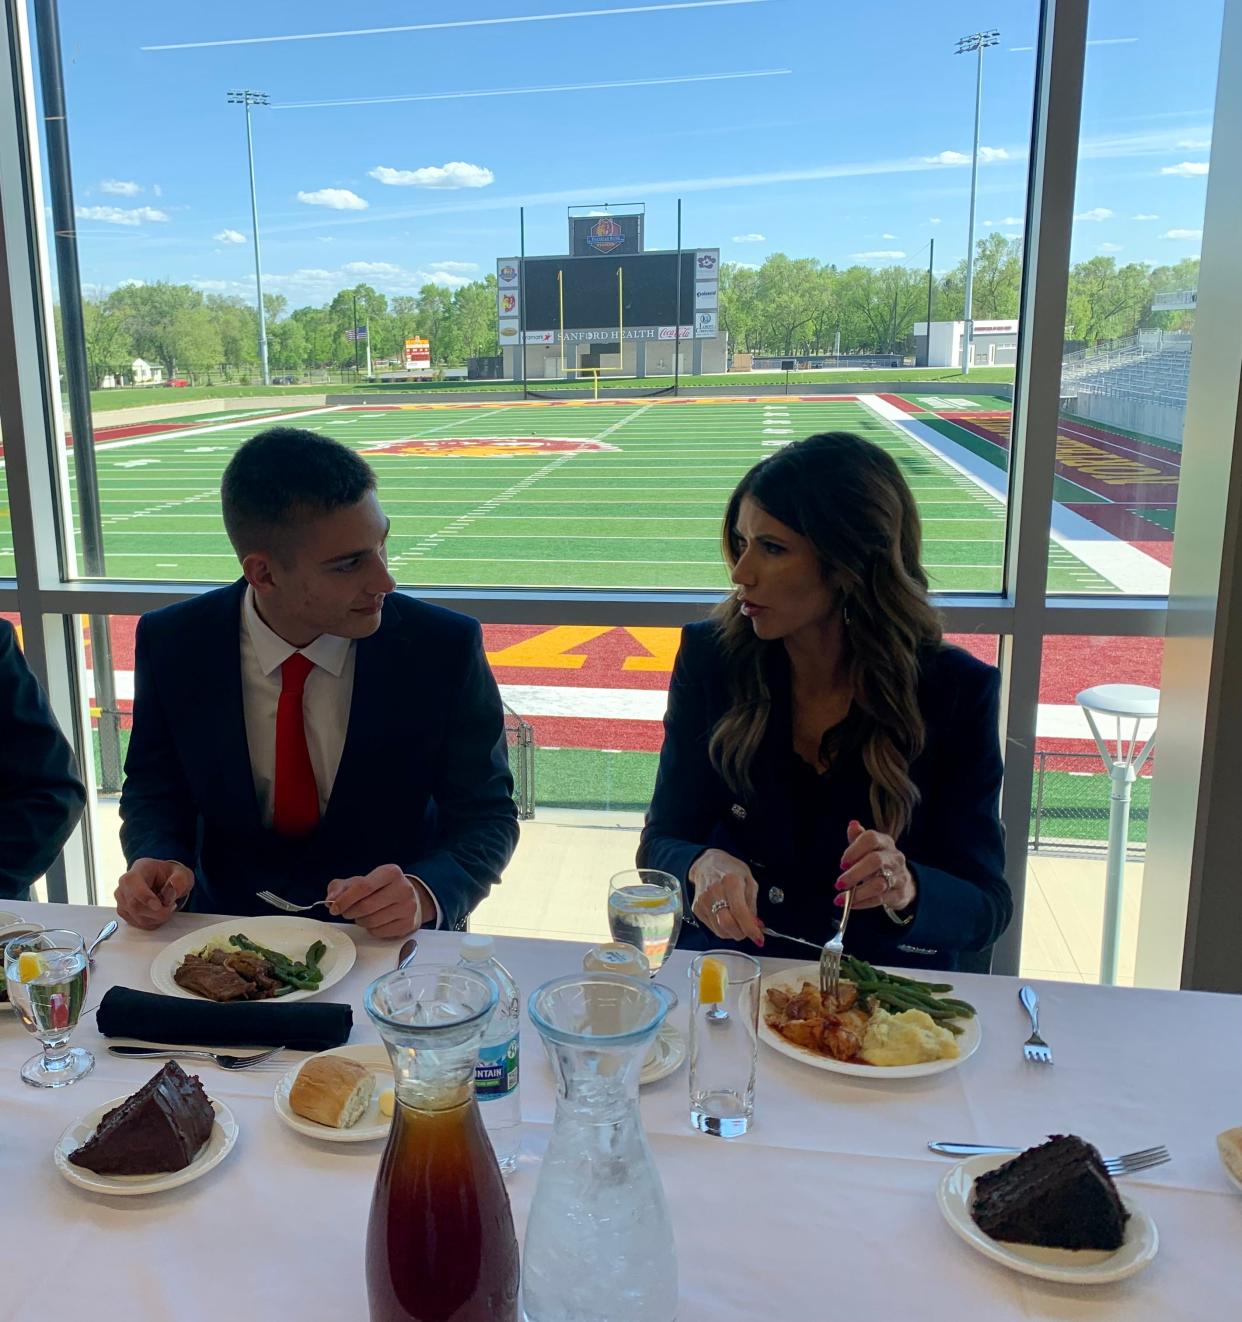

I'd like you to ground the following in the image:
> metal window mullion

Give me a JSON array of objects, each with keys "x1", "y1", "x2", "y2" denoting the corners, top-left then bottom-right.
[
  {"x1": 991, "y1": 0, "x2": 1090, "y2": 976},
  {"x1": 0, "y1": 1, "x2": 92, "y2": 902}
]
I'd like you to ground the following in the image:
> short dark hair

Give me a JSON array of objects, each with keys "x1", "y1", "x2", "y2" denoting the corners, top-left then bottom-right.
[{"x1": 221, "y1": 427, "x2": 377, "y2": 559}]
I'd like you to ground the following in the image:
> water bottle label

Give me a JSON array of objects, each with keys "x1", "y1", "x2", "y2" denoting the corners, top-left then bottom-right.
[{"x1": 476, "y1": 1034, "x2": 519, "y2": 1099}]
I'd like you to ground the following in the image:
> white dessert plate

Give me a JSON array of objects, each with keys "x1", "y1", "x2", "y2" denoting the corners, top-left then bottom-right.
[
  {"x1": 54, "y1": 1095, "x2": 238, "y2": 1195},
  {"x1": 150, "y1": 916, "x2": 355, "y2": 1003},
  {"x1": 274, "y1": 1044, "x2": 394, "y2": 1143},
  {"x1": 641, "y1": 1022, "x2": 687, "y2": 1086},
  {"x1": 758, "y1": 964, "x2": 981, "y2": 1078},
  {"x1": 937, "y1": 1153, "x2": 1159, "y2": 1285}
]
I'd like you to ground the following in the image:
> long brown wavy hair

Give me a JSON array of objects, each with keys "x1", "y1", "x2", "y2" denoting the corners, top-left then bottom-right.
[{"x1": 708, "y1": 430, "x2": 943, "y2": 839}]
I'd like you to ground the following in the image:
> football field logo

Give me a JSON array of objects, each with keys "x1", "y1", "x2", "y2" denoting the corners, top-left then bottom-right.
[{"x1": 366, "y1": 437, "x2": 620, "y2": 458}]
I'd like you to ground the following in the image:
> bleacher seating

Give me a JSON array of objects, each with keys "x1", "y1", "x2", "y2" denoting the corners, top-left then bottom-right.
[{"x1": 1061, "y1": 333, "x2": 1192, "y2": 408}]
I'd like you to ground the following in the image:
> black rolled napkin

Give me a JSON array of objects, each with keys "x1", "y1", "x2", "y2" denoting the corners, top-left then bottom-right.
[{"x1": 97, "y1": 986, "x2": 352, "y2": 1052}]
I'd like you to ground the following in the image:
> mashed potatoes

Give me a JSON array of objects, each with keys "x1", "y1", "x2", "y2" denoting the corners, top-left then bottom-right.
[{"x1": 860, "y1": 1008, "x2": 959, "y2": 1066}]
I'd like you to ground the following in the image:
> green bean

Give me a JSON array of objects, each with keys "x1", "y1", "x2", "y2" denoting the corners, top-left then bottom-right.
[{"x1": 305, "y1": 940, "x2": 326, "y2": 973}]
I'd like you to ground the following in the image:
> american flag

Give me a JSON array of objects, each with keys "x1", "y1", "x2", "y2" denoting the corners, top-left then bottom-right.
[{"x1": 345, "y1": 325, "x2": 368, "y2": 341}]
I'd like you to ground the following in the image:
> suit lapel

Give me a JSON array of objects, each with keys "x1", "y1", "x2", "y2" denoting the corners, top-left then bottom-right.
[
  {"x1": 202, "y1": 580, "x2": 262, "y2": 832},
  {"x1": 322, "y1": 612, "x2": 397, "y2": 826}
]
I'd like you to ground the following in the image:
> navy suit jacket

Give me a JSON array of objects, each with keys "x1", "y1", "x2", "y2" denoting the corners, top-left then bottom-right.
[
  {"x1": 0, "y1": 620, "x2": 86, "y2": 900},
  {"x1": 119, "y1": 581, "x2": 519, "y2": 928},
  {"x1": 638, "y1": 622, "x2": 1011, "y2": 971}
]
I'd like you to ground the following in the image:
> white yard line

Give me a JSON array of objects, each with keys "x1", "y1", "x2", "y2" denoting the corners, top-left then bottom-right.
[{"x1": 857, "y1": 394, "x2": 1170, "y2": 595}]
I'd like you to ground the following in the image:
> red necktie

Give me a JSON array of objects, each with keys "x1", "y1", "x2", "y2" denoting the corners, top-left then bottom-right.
[{"x1": 272, "y1": 652, "x2": 319, "y2": 837}]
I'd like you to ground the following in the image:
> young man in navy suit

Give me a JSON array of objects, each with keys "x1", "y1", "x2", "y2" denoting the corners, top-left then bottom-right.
[
  {"x1": 0, "y1": 620, "x2": 86, "y2": 899},
  {"x1": 115, "y1": 427, "x2": 519, "y2": 938}
]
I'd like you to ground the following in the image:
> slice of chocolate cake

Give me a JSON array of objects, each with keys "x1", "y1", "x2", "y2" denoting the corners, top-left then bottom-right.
[
  {"x1": 970, "y1": 1135, "x2": 1130, "y2": 1251},
  {"x1": 69, "y1": 1061, "x2": 215, "y2": 1175}
]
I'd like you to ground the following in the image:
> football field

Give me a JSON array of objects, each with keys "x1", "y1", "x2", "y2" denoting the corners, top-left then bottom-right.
[{"x1": 0, "y1": 394, "x2": 1129, "y2": 592}]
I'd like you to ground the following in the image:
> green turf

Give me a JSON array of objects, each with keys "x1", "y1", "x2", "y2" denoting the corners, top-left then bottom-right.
[{"x1": 0, "y1": 396, "x2": 1130, "y2": 592}]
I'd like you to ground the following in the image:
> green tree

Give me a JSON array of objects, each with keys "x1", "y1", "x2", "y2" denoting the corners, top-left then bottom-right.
[
  {"x1": 1065, "y1": 258, "x2": 1152, "y2": 345},
  {"x1": 80, "y1": 296, "x2": 133, "y2": 387},
  {"x1": 938, "y1": 233, "x2": 1023, "y2": 321},
  {"x1": 107, "y1": 281, "x2": 222, "y2": 377},
  {"x1": 451, "y1": 275, "x2": 498, "y2": 361}
]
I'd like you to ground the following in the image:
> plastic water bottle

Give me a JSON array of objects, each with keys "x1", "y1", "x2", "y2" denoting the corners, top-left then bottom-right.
[{"x1": 459, "y1": 933, "x2": 521, "y2": 1174}]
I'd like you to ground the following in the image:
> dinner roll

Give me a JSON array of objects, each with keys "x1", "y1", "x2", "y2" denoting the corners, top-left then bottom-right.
[
  {"x1": 1218, "y1": 1127, "x2": 1242, "y2": 1184},
  {"x1": 289, "y1": 1056, "x2": 375, "y2": 1129}
]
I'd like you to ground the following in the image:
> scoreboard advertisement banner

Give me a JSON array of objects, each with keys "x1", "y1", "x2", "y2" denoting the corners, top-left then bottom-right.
[
  {"x1": 403, "y1": 337, "x2": 431, "y2": 370},
  {"x1": 570, "y1": 212, "x2": 644, "y2": 257},
  {"x1": 695, "y1": 249, "x2": 720, "y2": 279}
]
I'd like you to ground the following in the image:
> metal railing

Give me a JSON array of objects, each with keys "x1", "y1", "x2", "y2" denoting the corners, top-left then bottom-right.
[{"x1": 503, "y1": 702, "x2": 535, "y2": 820}]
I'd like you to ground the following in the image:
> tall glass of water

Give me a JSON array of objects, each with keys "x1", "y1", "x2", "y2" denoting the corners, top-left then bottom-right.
[
  {"x1": 689, "y1": 950, "x2": 761, "y2": 1138},
  {"x1": 607, "y1": 869, "x2": 683, "y2": 976},
  {"x1": 3, "y1": 930, "x2": 94, "y2": 1088}
]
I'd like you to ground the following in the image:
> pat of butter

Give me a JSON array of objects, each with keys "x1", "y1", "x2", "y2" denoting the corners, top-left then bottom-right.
[{"x1": 378, "y1": 1087, "x2": 395, "y2": 1118}]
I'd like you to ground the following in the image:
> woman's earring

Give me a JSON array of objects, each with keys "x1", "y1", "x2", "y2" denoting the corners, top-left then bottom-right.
[{"x1": 842, "y1": 598, "x2": 852, "y2": 627}]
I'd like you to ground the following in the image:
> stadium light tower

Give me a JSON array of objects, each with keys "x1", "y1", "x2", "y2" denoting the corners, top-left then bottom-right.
[
  {"x1": 227, "y1": 89, "x2": 271, "y2": 386},
  {"x1": 955, "y1": 29, "x2": 999, "y2": 376}
]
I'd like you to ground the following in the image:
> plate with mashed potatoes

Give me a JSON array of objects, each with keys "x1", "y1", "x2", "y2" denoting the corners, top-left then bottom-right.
[{"x1": 758, "y1": 964, "x2": 981, "y2": 1078}]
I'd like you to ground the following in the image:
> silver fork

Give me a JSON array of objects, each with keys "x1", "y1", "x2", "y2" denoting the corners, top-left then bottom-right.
[
  {"x1": 819, "y1": 885, "x2": 854, "y2": 1000},
  {"x1": 256, "y1": 890, "x2": 331, "y2": 914},
  {"x1": 928, "y1": 1142, "x2": 1170, "y2": 1176},
  {"x1": 108, "y1": 1045, "x2": 286, "y2": 1070},
  {"x1": 1019, "y1": 984, "x2": 1052, "y2": 1063}
]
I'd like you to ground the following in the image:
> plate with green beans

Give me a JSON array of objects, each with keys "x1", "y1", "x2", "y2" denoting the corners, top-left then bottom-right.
[
  {"x1": 758, "y1": 957, "x2": 981, "y2": 1078},
  {"x1": 150, "y1": 916, "x2": 356, "y2": 1003}
]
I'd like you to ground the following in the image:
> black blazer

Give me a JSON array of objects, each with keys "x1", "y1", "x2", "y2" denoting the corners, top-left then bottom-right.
[
  {"x1": 119, "y1": 580, "x2": 519, "y2": 929},
  {"x1": 637, "y1": 622, "x2": 1011, "y2": 971},
  {"x1": 0, "y1": 620, "x2": 86, "y2": 900}
]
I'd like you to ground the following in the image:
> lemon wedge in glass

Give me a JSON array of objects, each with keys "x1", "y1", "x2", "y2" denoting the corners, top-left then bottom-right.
[
  {"x1": 698, "y1": 956, "x2": 728, "y2": 1005},
  {"x1": 16, "y1": 951, "x2": 44, "y2": 983}
]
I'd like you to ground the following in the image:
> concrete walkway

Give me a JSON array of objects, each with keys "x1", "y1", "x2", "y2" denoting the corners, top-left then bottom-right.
[{"x1": 94, "y1": 395, "x2": 327, "y2": 428}]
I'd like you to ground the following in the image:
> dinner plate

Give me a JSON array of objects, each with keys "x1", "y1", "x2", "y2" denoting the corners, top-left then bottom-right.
[
  {"x1": 757, "y1": 964, "x2": 981, "y2": 1078},
  {"x1": 274, "y1": 1044, "x2": 394, "y2": 1143},
  {"x1": 936, "y1": 1154, "x2": 1159, "y2": 1284},
  {"x1": 54, "y1": 1096, "x2": 238, "y2": 1195},
  {"x1": 149, "y1": 916, "x2": 356, "y2": 1003}
]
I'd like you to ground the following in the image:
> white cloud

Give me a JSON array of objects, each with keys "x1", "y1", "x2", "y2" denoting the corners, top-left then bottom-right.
[
  {"x1": 428, "y1": 260, "x2": 479, "y2": 272},
  {"x1": 75, "y1": 204, "x2": 169, "y2": 226},
  {"x1": 343, "y1": 260, "x2": 404, "y2": 277},
  {"x1": 192, "y1": 278, "x2": 251, "y2": 293},
  {"x1": 214, "y1": 228, "x2": 246, "y2": 244},
  {"x1": 731, "y1": 261, "x2": 760, "y2": 270},
  {"x1": 1162, "y1": 228, "x2": 1203, "y2": 240},
  {"x1": 1000, "y1": 216, "x2": 1023, "y2": 226},
  {"x1": 1161, "y1": 161, "x2": 1209, "y2": 177},
  {"x1": 297, "y1": 188, "x2": 368, "y2": 210},
  {"x1": 1075, "y1": 207, "x2": 1114, "y2": 221},
  {"x1": 151, "y1": 183, "x2": 163, "y2": 198},
  {"x1": 929, "y1": 216, "x2": 942, "y2": 224},
  {"x1": 731, "y1": 232, "x2": 766, "y2": 243},
  {"x1": 417, "y1": 269, "x2": 472, "y2": 288},
  {"x1": 1099, "y1": 242, "x2": 1124, "y2": 252},
  {"x1": 880, "y1": 232, "x2": 897, "y2": 239},
  {"x1": 100, "y1": 179, "x2": 141, "y2": 196},
  {"x1": 924, "y1": 146, "x2": 1008, "y2": 166},
  {"x1": 368, "y1": 161, "x2": 494, "y2": 189},
  {"x1": 1132, "y1": 212, "x2": 1160, "y2": 220},
  {"x1": 1176, "y1": 138, "x2": 1211, "y2": 150},
  {"x1": 851, "y1": 249, "x2": 906, "y2": 260}
]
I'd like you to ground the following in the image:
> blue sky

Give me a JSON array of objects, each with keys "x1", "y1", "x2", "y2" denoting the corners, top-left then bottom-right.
[{"x1": 44, "y1": 0, "x2": 1220, "y2": 306}]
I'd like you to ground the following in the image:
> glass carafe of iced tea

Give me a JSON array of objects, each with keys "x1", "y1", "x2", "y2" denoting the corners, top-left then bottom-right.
[
  {"x1": 365, "y1": 964, "x2": 520, "y2": 1322},
  {"x1": 523, "y1": 973, "x2": 678, "y2": 1322}
]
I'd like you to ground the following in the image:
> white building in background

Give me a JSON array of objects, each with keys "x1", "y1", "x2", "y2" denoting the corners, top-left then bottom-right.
[
  {"x1": 130, "y1": 357, "x2": 164, "y2": 384},
  {"x1": 913, "y1": 319, "x2": 1019, "y2": 369}
]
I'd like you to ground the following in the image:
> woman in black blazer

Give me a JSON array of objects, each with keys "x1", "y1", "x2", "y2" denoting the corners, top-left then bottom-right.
[{"x1": 637, "y1": 432, "x2": 1011, "y2": 971}]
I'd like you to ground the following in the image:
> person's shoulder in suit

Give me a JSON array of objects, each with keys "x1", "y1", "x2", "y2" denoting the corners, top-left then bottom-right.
[
  {"x1": 376, "y1": 592, "x2": 482, "y2": 648},
  {"x1": 136, "y1": 580, "x2": 245, "y2": 649},
  {"x1": 918, "y1": 641, "x2": 999, "y2": 701}
]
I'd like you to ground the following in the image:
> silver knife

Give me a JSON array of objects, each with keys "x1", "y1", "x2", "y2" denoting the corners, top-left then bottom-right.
[{"x1": 929, "y1": 1142, "x2": 1024, "y2": 1157}]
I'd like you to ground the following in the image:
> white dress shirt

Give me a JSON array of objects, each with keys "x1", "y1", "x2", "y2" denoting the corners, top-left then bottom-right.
[
  {"x1": 238, "y1": 588, "x2": 439, "y2": 927},
  {"x1": 240, "y1": 585, "x2": 355, "y2": 826}
]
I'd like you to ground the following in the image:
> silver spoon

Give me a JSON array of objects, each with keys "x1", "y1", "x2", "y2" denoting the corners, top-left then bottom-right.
[
  {"x1": 396, "y1": 937, "x2": 418, "y2": 970},
  {"x1": 87, "y1": 918, "x2": 119, "y2": 964}
]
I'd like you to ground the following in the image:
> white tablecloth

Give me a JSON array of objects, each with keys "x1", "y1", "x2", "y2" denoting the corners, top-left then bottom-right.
[{"x1": 2, "y1": 901, "x2": 1239, "y2": 1320}]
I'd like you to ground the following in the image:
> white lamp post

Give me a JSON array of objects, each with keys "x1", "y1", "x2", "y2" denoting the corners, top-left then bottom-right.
[{"x1": 1076, "y1": 684, "x2": 1159, "y2": 985}]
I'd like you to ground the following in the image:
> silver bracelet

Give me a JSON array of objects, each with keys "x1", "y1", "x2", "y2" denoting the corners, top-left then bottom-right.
[{"x1": 882, "y1": 903, "x2": 914, "y2": 927}]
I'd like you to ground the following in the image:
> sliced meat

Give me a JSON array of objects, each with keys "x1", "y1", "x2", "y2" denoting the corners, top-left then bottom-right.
[{"x1": 173, "y1": 953, "x2": 252, "y2": 1002}]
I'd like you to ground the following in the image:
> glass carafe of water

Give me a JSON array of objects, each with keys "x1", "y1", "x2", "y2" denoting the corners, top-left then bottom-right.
[
  {"x1": 365, "y1": 964, "x2": 520, "y2": 1322},
  {"x1": 523, "y1": 972, "x2": 677, "y2": 1322}
]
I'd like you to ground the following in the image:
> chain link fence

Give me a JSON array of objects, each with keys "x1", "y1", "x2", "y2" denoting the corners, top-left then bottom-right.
[
  {"x1": 1029, "y1": 750, "x2": 1150, "y2": 859},
  {"x1": 503, "y1": 703, "x2": 536, "y2": 821}
]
